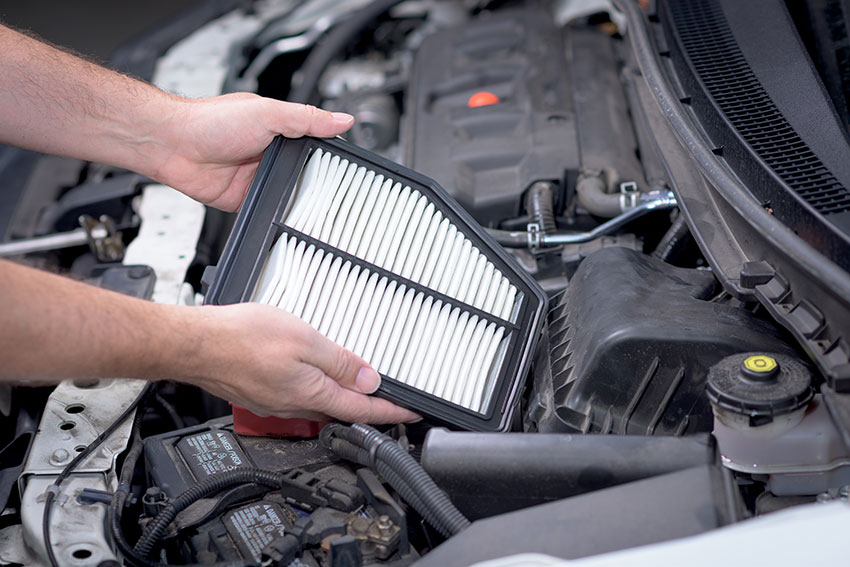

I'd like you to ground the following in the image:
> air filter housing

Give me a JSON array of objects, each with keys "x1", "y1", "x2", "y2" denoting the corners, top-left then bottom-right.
[{"x1": 205, "y1": 136, "x2": 546, "y2": 431}]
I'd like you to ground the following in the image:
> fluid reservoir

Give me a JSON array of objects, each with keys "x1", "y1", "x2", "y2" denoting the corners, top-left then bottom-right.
[{"x1": 707, "y1": 353, "x2": 850, "y2": 495}]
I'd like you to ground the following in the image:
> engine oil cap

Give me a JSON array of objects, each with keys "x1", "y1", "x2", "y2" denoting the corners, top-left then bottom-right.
[{"x1": 706, "y1": 352, "x2": 813, "y2": 426}]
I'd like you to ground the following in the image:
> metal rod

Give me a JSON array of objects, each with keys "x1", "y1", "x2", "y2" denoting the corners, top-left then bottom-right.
[
  {"x1": 486, "y1": 191, "x2": 677, "y2": 248},
  {"x1": 0, "y1": 227, "x2": 106, "y2": 257},
  {"x1": 543, "y1": 191, "x2": 677, "y2": 245}
]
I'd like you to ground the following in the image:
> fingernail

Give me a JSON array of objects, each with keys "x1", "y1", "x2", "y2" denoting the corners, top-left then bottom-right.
[
  {"x1": 355, "y1": 367, "x2": 381, "y2": 394},
  {"x1": 407, "y1": 415, "x2": 424, "y2": 423},
  {"x1": 332, "y1": 111, "x2": 354, "y2": 124}
]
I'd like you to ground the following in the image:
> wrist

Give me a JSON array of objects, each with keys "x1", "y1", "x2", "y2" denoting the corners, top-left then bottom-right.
[
  {"x1": 117, "y1": 91, "x2": 189, "y2": 181},
  {"x1": 150, "y1": 304, "x2": 231, "y2": 390}
]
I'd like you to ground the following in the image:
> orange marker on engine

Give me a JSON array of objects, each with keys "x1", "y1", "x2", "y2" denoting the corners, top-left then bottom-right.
[{"x1": 468, "y1": 91, "x2": 500, "y2": 107}]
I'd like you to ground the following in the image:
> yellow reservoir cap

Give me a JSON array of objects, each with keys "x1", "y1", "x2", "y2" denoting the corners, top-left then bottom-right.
[{"x1": 743, "y1": 355, "x2": 778, "y2": 373}]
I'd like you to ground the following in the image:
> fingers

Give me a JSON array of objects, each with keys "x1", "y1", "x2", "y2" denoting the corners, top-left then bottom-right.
[
  {"x1": 267, "y1": 100, "x2": 354, "y2": 138},
  {"x1": 305, "y1": 329, "x2": 380, "y2": 394},
  {"x1": 314, "y1": 380, "x2": 421, "y2": 424}
]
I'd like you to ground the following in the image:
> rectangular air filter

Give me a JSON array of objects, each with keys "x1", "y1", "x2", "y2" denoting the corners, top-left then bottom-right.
[{"x1": 205, "y1": 136, "x2": 546, "y2": 431}]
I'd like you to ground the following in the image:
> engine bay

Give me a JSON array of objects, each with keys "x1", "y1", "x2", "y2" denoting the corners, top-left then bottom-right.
[{"x1": 2, "y1": 1, "x2": 850, "y2": 566}]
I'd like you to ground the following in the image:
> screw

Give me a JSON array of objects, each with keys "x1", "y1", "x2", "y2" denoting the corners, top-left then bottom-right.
[{"x1": 52, "y1": 449, "x2": 70, "y2": 464}]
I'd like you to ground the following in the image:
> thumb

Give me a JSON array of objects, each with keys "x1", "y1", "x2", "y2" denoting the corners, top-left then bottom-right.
[{"x1": 305, "y1": 327, "x2": 381, "y2": 394}]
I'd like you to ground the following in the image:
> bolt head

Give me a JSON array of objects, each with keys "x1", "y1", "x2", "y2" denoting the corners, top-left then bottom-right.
[
  {"x1": 377, "y1": 515, "x2": 392, "y2": 529},
  {"x1": 51, "y1": 449, "x2": 70, "y2": 463}
]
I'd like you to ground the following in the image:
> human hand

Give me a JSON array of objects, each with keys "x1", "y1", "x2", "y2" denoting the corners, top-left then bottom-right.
[
  {"x1": 152, "y1": 93, "x2": 354, "y2": 212},
  {"x1": 182, "y1": 302, "x2": 420, "y2": 424}
]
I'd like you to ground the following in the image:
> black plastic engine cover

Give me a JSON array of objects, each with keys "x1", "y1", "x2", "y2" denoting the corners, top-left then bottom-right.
[
  {"x1": 525, "y1": 247, "x2": 797, "y2": 435},
  {"x1": 403, "y1": 7, "x2": 579, "y2": 224}
]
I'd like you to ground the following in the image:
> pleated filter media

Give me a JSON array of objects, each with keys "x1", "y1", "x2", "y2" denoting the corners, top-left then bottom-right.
[{"x1": 206, "y1": 137, "x2": 545, "y2": 431}]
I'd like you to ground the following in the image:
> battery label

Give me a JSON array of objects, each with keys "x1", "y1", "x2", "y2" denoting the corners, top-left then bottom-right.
[
  {"x1": 224, "y1": 502, "x2": 288, "y2": 562},
  {"x1": 177, "y1": 430, "x2": 250, "y2": 479}
]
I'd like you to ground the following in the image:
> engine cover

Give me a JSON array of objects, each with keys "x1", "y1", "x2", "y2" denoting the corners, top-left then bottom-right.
[{"x1": 403, "y1": 8, "x2": 579, "y2": 224}]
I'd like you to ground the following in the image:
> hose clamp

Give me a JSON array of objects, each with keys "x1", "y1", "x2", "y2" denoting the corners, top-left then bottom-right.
[
  {"x1": 367, "y1": 434, "x2": 395, "y2": 469},
  {"x1": 618, "y1": 181, "x2": 639, "y2": 211},
  {"x1": 527, "y1": 223, "x2": 541, "y2": 250}
]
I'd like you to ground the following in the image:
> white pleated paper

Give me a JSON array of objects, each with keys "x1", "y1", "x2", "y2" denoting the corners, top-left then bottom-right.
[{"x1": 252, "y1": 149, "x2": 518, "y2": 413}]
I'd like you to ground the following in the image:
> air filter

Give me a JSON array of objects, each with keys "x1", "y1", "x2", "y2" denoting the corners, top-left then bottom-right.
[{"x1": 205, "y1": 136, "x2": 546, "y2": 431}]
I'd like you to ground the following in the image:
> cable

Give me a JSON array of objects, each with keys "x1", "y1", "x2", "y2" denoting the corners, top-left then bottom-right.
[
  {"x1": 321, "y1": 423, "x2": 470, "y2": 537},
  {"x1": 133, "y1": 469, "x2": 288, "y2": 559},
  {"x1": 109, "y1": 404, "x2": 161, "y2": 567},
  {"x1": 652, "y1": 212, "x2": 690, "y2": 262},
  {"x1": 107, "y1": 400, "x2": 255, "y2": 567},
  {"x1": 153, "y1": 391, "x2": 185, "y2": 429},
  {"x1": 42, "y1": 382, "x2": 153, "y2": 567}
]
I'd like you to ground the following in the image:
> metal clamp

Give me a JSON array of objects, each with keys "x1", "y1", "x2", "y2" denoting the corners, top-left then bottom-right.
[
  {"x1": 618, "y1": 181, "x2": 639, "y2": 211},
  {"x1": 527, "y1": 223, "x2": 542, "y2": 250}
]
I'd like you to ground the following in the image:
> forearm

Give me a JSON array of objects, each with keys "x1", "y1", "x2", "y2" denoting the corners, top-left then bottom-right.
[
  {"x1": 0, "y1": 260, "x2": 418, "y2": 423},
  {"x1": 0, "y1": 24, "x2": 179, "y2": 179},
  {"x1": 0, "y1": 259, "x2": 198, "y2": 384}
]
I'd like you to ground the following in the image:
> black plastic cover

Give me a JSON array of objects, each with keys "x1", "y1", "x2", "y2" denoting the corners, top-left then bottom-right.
[
  {"x1": 420, "y1": 429, "x2": 715, "y2": 520},
  {"x1": 412, "y1": 464, "x2": 741, "y2": 567},
  {"x1": 638, "y1": 0, "x2": 850, "y2": 392},
  {"x1": 662, "y1": 0, "x2": 850, "y2": 258},
  {"x1": 525, "y1": 247, "x2": 796, "y2": 435},
  {"x1": 403, "y1": 8, "x2": 578, "y2": 224},
  {"x1": 204, "y1": 136, "x2": 547, "y2": 431}
]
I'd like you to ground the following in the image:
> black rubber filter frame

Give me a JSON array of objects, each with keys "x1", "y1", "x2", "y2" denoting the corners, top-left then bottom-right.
[{"x1": 205, "y1": 136, "x2": 547, "y2": 431}]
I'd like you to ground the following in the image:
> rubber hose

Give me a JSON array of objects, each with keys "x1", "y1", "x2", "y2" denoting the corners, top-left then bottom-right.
[
  {"x1": 652, "y1": 213, "x2": 690, "y2": 261},
  {"x1": 134, "y1": 469, "x2": 285, "y2": 559},
  {"x1": 289, "y1": 0, "x2": 402, "y2": 104},
  {"x1": 525, "y1": 182, "x2": 557, "y2": 234},
  {"x1": 484, "y1": 228, "x2": 530, "y2": 247},
  {"x1": 576, "y1": 171, "x2": 623, "y2": 218},
  {"x1": 348, "y1": 424, "x2": 471, "y2": 535}
]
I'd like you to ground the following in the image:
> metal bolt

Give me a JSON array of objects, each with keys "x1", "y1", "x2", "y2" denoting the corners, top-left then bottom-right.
[
  {"x1": 52, "y1": 449, "x2": 70, "y2": 464},
  {"x1": 376, "y1": 515, "x2": 392, "y2": 530},
  {"x1": 347, "y1": 516, "x2": 370, "y2": 537}
]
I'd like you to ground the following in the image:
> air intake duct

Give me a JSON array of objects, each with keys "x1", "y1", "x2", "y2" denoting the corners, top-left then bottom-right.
[{"x1": 205, "y1": 137, "x2": 546, "y2": 431}]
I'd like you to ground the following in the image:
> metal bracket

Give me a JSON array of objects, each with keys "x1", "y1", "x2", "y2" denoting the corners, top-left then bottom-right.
[{"x1": 79, "y1": 214, "x2": 124, "y2": 262}]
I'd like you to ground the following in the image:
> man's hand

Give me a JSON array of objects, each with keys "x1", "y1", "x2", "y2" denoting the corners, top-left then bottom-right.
[
  {"x1": 182, "y1": 303, "x2": 419, "y2": 423},
  {"x1": 0, "y1": 25, "x2": 417, "y2": 424},
  {"x1": 0, "y1": 25, "x2": 352, "y2": 213},
  {"x1": 153, "y1": 94, "x2": 354, "y2": 212}
]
